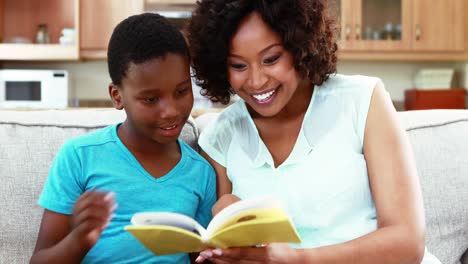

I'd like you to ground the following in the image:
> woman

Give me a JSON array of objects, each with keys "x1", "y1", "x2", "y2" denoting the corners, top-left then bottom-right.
[{"x1": 188, "y1": 0, "x2": 440, "y2": 263}]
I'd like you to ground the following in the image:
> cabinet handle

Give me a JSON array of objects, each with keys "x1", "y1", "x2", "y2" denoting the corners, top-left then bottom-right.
[
  {"x1": 345, "y1": 24, "x2": 352, "y2": 40},
  {"x1": 415, "y1": 24, "x2": 422, "y2": 41},
  {"x1": 355, "y1": 24, "x2": 361, "y2": 40}
]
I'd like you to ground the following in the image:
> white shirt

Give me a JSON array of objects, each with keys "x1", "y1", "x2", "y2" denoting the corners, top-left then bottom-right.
[{"x1": 199, "y1": 74, "x2": 440, "y2": 263}]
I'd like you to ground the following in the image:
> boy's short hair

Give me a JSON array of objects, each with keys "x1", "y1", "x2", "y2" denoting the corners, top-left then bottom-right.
[{"x1": 107, "y1": 13, "x2": 189, "y2": 86}]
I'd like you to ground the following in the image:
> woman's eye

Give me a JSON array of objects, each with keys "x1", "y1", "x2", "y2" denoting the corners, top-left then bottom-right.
[
  {"x1": 263, "y1": 55, "x2": 280, "y2": 65},
  {"x1": 229, "y1": 63, "x2": 246, "y2": 70}
]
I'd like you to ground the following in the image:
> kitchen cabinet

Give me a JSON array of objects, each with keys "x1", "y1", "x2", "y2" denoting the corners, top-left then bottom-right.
[
  {"x1": 80, "y1": 0, "x2": 194, "y2": 59},
  {"x1": 0, "y1": 0, "x2": 79, "y2": 60},
  {"x1": 0, "y1": 0, "x2": 467, "y2": 61},
  {"x1": 412, "y1": 0, "x2": 464, "y2": 51},
  {"x1": 335, "y1": 0, "x2": 466, "y2": 60},
  {"x1": 338, "y1": 0, "x2": 411, "y2": 51},
  {"x1": 80, "y1": 0, "x2": 144, "y2": 59}
]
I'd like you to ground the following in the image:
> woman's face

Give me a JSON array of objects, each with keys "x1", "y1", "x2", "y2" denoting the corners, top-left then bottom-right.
[{"x1": 227, "y1": 12, "x2": 307, "y2": 118}]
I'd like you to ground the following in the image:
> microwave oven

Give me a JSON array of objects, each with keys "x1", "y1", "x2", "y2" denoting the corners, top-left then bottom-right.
[{"x1": 0, "y1": 69, "x2": 69, "y2": 108}]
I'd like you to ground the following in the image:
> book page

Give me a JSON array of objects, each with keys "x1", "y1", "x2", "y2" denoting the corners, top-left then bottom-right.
[
  {"x1": 205, "y1": 196, "x2": 280, "y2": 237},
  {"x1": 131, "y1": 212, "x2": 207, "y2": 237},
  {"x1": 208, "y1": 212, "x2": 301, "y2": 248},
  {"x1": 125, "y1": 226, "x2": 206, "y2": 255}
]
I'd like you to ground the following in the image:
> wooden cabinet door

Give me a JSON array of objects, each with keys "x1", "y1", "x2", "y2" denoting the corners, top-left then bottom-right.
[
  {"x1": 80, "y1": 0, "x2": 144, "y2": 50},
  {"x1": 412, "y1": 0, "x2": 464, "y2": 51},
  {"x1": 336, "y1": 0, "x2": 353, "y2": 51},
  {"x1": 343, "y1": 0, "x2": 412, "y2": 51},
  {"x1": 0, "y1": 0, "x2": 80, "y2": 60},
  {"x1": 2, "y1": 0, "x2": 76, "y2": 44}
]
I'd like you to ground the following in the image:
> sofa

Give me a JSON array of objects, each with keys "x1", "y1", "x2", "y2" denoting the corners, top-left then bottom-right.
[{"x1": 0, "y1": 108, "x2": 467, "y2": 264}]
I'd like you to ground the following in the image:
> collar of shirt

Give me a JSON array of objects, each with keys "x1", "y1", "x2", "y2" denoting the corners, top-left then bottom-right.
[{"x1": 238, "y1": 99, "x2": 315, "y2": 169}]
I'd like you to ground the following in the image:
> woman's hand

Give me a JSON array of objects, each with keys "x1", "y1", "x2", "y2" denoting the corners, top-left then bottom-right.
[
  {"x1": 71, "y1": 191, "x2": 117, "y2": 249},
  {"x1": 212, "y1": 194, "x2": 241, "y2": 215},
  {"x1": 196, "y1": 243, "x2": 298, "y2": 264}
]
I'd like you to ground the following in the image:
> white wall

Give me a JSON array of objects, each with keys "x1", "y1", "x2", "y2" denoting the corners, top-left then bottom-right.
[
  {"x1": 4, "y1": 60, "x2": 465, "y2": 102},
  {"x1": 338, "y1": 61, "x2": 461, "y2": 101}
]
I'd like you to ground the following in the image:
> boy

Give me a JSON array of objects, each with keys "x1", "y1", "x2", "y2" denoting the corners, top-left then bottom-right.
[{"x1": 30, "y1": 13, "x2": 216, "y2": 263}]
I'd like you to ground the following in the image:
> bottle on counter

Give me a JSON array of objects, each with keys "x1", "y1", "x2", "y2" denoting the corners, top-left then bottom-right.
[{"x1": 36, "y1": 24, "x2": 50, "y2": 44}]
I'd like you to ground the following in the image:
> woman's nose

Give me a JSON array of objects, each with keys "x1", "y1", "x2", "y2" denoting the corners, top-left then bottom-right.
[{"x1": 247, "y1": 65, "x2": 268, "y2": 90}]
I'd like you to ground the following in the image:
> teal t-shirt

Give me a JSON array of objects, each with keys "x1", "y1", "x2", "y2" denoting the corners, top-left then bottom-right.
[{"x1": 39, "y1": 124, "x2": 217, "y2": 263}]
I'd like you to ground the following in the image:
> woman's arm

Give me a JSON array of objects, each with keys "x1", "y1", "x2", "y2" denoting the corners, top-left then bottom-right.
[
  {"x1": 200, "y1": 150, "x2": 241, "y2": 216},
  {"x1": 292, "y1": 81, "x2": 426, "y2": 263},
  {"x1": 201, "y1": 150, "x2": 232, "y2": 198},
  {"x1": 199, "y1": 81, "x2": 426, "y2": 264}
]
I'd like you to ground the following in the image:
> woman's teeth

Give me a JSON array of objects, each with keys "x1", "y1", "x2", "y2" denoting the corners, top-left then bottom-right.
[
  {"x1": 252, "y1": 89, "x2": 275, "y2": 101},
  {"x1": 162, "y1": 125, "x2": 177, "y2": 130}
]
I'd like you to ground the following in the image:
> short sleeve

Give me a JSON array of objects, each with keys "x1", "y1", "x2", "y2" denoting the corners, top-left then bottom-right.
[
  {"x1": 38, "y1": 140, "x2": 84, "y2": 215},
  {"x1": 198, "y1": 115, "x2": 233, "y2": 167},
  {"x1": 193, "y1": 165, "x2": 217, "y2": 228},
  {"x1": 355, "y1": 76, "x2": 381, "y2": 145}
]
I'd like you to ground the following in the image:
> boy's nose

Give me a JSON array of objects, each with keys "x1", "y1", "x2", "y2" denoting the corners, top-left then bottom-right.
[{"x1": 159, "y1": 101, "x2": 178, "y2": 119}]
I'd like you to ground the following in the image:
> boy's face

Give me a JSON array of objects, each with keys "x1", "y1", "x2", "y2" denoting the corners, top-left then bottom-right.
[{"x1": 111, "y1": 53, "x2": 193, "y2": 146}]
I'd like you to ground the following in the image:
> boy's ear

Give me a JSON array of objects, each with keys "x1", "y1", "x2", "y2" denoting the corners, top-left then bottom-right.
[{"x1": 109, "y1": 83, "x2": 124, "y2": 110}]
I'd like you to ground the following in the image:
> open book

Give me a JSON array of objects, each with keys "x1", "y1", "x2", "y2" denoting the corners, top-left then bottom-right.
[{"x1": 124, "y1": 197, "x2": 301, "y2": 255}]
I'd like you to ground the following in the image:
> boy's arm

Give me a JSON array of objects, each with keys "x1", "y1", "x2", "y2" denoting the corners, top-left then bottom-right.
[
  {"x1": 31, "y1": 191, "x2": 116, "y2": 264},
  {"x1": 30, "y1": 210, "x2": 89, "y2": 264}
]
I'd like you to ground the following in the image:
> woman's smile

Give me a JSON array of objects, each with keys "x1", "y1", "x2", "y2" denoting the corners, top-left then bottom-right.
[{"x1": 250, "y1": 86, "x2": 279, "y2": 105}]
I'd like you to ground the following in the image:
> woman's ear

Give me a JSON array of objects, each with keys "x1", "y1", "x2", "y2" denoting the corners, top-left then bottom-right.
[{"x1": 109, "y1": 84, "x2": 124, "y2": 110}]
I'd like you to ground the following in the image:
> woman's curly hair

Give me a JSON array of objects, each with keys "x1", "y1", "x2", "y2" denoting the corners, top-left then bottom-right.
[{"x1": 187, "y1": 0, "x2": 339, "y2": 104}]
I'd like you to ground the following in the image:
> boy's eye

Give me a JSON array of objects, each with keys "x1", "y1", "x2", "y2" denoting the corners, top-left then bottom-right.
[
  {"x1": 176, "y1": 87, "x2": 189, "y2": 96},
  {"x1": 263, "y1": 55, "x2": 281, "y2": 65},
  {"x1": 144, "y1": 97, "x2": 158, "y2": 103}
]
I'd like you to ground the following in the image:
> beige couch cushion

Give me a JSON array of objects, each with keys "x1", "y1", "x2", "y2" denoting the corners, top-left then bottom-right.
[
  {"x1": 0, "y1": 108, "x2": 198, "y2": 263},
  {"x1": 399, "y1": 110, "x2": 468, "y2": 264}
]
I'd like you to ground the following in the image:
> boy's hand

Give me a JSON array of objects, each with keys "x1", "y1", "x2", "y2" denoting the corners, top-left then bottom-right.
[
  {"x1": 71, "y1": 191, "x2": 117, "y2": 249},
  {"x1": 212, "y1": 194, "x2": 240, "y2": 216}
]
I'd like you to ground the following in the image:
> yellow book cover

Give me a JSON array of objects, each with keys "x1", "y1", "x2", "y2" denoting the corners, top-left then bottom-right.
[{"x1": 124, "y1": 197, "x2": 301, "y2": 256}]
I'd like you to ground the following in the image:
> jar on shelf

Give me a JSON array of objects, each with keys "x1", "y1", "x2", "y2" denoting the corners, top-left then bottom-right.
[
  {"x1": 383, "y1": 22, "x2": 394, "y2": 40},
  {"x1": 394, "y1": 24, "x2": 402, "y2": 40},
  {"x1": 36, "y1": 24, "x2": 50, "y2": 44},
  {"x1": 59, "y1": 28, "x2": 75, "y2": 45}
]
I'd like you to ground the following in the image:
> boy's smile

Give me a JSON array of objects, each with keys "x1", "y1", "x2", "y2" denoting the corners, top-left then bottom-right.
[
  {"x1": 111, "y1": 53, "x2": 193, "y2": 152},
  {"x1": 157, "y1": 120, "x2": 185, "y2": 138}
]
